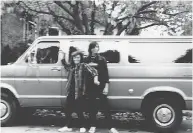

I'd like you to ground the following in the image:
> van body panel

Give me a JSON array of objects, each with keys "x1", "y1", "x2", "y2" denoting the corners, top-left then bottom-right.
[
  {"x1": 1, "y1": 63, "x2": 63, "y2": 107},
  {"x1": 185, "y1": 100, "x2": 192, "y2": 110}
]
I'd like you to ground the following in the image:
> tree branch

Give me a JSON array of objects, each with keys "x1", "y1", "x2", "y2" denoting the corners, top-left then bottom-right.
[
  {"x1": 54, "y1": 1, "x2": 74, "y2": 18},
  {"x1": 136, "y1": 22, "x2": 168, "y2": 30},
  {"x1": 116, "y1": 16, "x2": 132, "y2": 21},
  {"x1": 66, "y1": 1, "x2": 75, "y2": 7},
  {"x1": 137, "y1": 1, "x2": 157, "y2": 13},
  {"x1": 163, "y1": 11, "x2": 189, "y2": 16},
  {"x1": 137, "y1": 10, "x2": 157, "y2": 15},
  {"x1": 116, "y1": 20, "x2": 131, "y2": 35},
  {"x1": 54, "y1": 17, "x2": 71, "y2": 35},
  {"x1": 20, "y1": 1, "x2": 74, "y2": 23},
  {"x1": 117, "y1": 10, "x2": 157, "y2": 21},
  {"x1": 88, "y1": 19, "x2": 105, "y2": 26},
  {"x1": 20, "y1": 1, "x2": 52, "y2": 15},
  {"x1": 133, "y1": 16, "x2": 163, "y2": 23},
  {"x1": 103, "y1": 1, "x2": 118, "y2": 35},
  {"x1": 45, "y1": 3, "x2": 71, "y2": 35}
]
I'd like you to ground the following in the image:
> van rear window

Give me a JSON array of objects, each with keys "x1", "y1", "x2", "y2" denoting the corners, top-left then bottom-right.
[
  {"x1": 173, "y1": 48, "x2": 192, "y2": 63},
  {"x1": 128, "y1": 43, "x2": 192, "y2": 64}
]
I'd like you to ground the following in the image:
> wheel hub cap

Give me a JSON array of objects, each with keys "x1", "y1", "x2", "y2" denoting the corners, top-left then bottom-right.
[
  {"x1": 0, "y1": 102, "x2": 8, "y2": 118},
  {"x1": 157, "y1": 107, "x2": 172, "y2": 123},
  {"x1": 153, "y1": 104, "x2": 175, "y2": 127}
]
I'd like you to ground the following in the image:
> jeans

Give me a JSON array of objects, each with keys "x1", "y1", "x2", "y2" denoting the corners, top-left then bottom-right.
[
  {"x1": 87, "y1": 92, "x2": 113, "y2": 129},
  {"x1": 65, "y1": 96, "x2": 86, "y2": 128}
]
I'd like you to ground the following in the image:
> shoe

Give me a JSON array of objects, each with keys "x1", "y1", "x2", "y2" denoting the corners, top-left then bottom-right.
[
  {"x1": 80, "y1": 127, "x2": 86, "y2": 133},
  {"x1": 110, "y1": 128, "x2": 119, "y2": 133},
  {"x1": 88, "y1": 127, "x2": 96, "y2": 133},
  {"x1": 58, "y1": 126, "x2": 72, "y2": 132}
]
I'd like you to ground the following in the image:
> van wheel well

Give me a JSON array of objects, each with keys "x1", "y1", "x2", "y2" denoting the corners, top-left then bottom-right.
[
  {"x1": 141, "y1": 91, "x2": 185, "y2": 114},
  {"x1": 1, "y1": 88, "x2": 20, "y2": 107}
]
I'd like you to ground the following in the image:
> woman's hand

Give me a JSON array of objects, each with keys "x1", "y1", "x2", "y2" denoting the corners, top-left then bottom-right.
[
  {"x1": 94, "y1": 76, "x2": 100, "y2": 85},
  {"x1": 103, "y1": 83, "x2": 109, "y2": 95}
]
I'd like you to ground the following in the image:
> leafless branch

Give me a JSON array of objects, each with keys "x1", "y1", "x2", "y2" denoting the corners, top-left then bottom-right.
[
  {"x1": 137, "y1": 10, "x2": 157, "y2": 15},
  {"x1": 116, "y1": 20, "x2": 131, "y2": 35},
  {"x1": 66, "y1": 1, "x2": 74, "y2": 7},
  {"x1": 20, "y1": 1, "x2": 74, "y2": 23},
  {"x1": 54, "y1": 1, "x2": 74, "y2": 18},
  {"x1": 163, "y1": 11, "x2": 189, "y2": 16},
  {"x1": 46, "y1": 4, "x2": 71, "y2": 35},
  {"x1": 46, "y1": 4, "x2": 74, "y2": 23},
  {"x1": 19, "y1": 1, "x2": 52, "y2": 15},
  {"x1": 136, "y1": 22, "x2": 168, "y2": 30},
  {"x1": 103, "y1": 1, "x2": 118, "y2": 35},
  {"x1": 137, "y1": 1, "x2": 157, "y2": 13},
  {"x1": 133, "y1": 16, "x2": 163, "y2": 23}
]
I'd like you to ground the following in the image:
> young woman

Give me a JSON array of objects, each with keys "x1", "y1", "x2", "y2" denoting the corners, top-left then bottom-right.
[
  {"x1": 84, "y1": 41, "x2": 119, "y2": 133},
  {"x1": 58, "y1": 50, "x2": 99, "y2": 132}
]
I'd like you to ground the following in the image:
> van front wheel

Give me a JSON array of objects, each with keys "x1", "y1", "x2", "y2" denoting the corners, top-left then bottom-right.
[
  {"x1": 0, "y1": 93, "x2": 17, "y2": 126},
  {"x1": 147, "y1": 98, "x2": 182, "y2": 132}
]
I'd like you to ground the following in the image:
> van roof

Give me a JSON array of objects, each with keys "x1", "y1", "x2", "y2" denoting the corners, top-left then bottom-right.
[
  {"x1": 37, "y1": 35, "x2": 192, "y2": 39},
  {"x1": 36, "y1": 35, "x2": 192, "y2": 43}
]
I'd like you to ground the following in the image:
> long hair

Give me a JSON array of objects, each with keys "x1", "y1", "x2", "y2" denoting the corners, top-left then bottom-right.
[
  {"x1": 68, "y1": 46, "x2": 78, "y2": 62},
  {"x1": 69, "y1": 51, "x2": 84, "y2": 67},
  {"x1": 88, "y1": 41, "x2": 99, "y2": 56}
]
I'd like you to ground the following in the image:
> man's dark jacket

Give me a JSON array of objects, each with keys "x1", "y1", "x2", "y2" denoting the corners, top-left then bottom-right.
[{"x1": 84, "y1": 54, "x2": 110, "y2": 95}]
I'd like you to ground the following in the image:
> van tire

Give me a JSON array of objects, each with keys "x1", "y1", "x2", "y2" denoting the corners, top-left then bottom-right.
[
  {"x1": 1, "y1": 93, "x2": 17, "y2": 126},
  {"x1": 145, "y1": 98, "x2": 182, "y2": 132}
]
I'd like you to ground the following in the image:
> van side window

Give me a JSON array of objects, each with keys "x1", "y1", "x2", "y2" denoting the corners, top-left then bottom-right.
[
  {"x1": 128, "y1": 55, "x2": 140, "y2": 63},
  {"x1": 100, "y1": 50, "x2": 120, "y2": 63},
  {"x1": 128, "y1": 42, "x2": 192, "y2": 64},
  {"x1": 36, "y1": 41, "x2": 60, "y2": 64},
  {"x1": 174, "y1": 48, "x2": 192, "y2": 63},
  {"x1": 66, "y1": 40, "x2": 120, "y2": 63}
]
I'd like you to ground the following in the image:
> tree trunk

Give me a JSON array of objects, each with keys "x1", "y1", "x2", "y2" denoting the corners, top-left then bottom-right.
[
  {"x1": 127, "y1": 27, "x2": 140, "y2": 35},
  {"x1": 103, "y1": 24, "x2": 114, "y2": 35},
  {"x1": 73, "y1": 2, "x2": 84, "y2": 34},
  {"x1": 90, "y1": 1, "x2": 96, "y2": 35},
  {"x1": 80, "y1": 2, "x2": 90, "y2": 35}
]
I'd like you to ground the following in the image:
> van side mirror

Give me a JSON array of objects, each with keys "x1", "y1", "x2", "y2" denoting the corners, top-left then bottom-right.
[
  {"x1": 25, "y1": 54, "x2": 30, "y2": 63},
  {"x1": 25, "y1": 52, "x2": 36, "y2": 65},
  {"x1": 25, "y1": 56, "x2": 29, "y2": 63}
]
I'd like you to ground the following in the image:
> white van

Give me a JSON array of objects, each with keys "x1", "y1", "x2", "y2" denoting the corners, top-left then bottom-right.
[{"x1": 1, "y1": 36, "x2": 192, "y2": 132}]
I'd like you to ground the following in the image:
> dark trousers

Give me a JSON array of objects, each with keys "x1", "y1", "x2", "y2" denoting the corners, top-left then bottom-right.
[
  {"x1": 65, "y1": 96, "x2": 86, "y2": 128},
  {"x1": 87, "y1": 91, "x2": 112, "y2": 129}
]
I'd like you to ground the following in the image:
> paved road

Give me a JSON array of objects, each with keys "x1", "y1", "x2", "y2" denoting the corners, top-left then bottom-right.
[{"x1": 1, "y1": 117, "x2": 192, "y2": 133}]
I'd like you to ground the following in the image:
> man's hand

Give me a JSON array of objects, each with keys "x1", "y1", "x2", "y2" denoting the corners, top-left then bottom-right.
[
  {"x1": 94, "y1": 76, "x2": 100, "y2": 85},
  {"x1": 88, "y1": 63, "x2": 98, "y2": 67},
  {"x1": 103, "y1": 83, "x2": 109, "y2": 95}
]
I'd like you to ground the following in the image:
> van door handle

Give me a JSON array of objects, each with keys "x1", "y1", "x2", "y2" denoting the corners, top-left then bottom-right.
[{"x1": 51, "y1": 67, "x2": 61, "y2": 71}]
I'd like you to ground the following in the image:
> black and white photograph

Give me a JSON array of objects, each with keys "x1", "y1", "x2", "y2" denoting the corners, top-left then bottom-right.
[{"x1": 0, "y1": 0, "x2": 192, "y2": 133}]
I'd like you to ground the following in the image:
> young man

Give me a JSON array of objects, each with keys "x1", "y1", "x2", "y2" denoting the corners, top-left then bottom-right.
[{"x1": 84, "y1": 41, "x2": 119, "y2": 133}]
